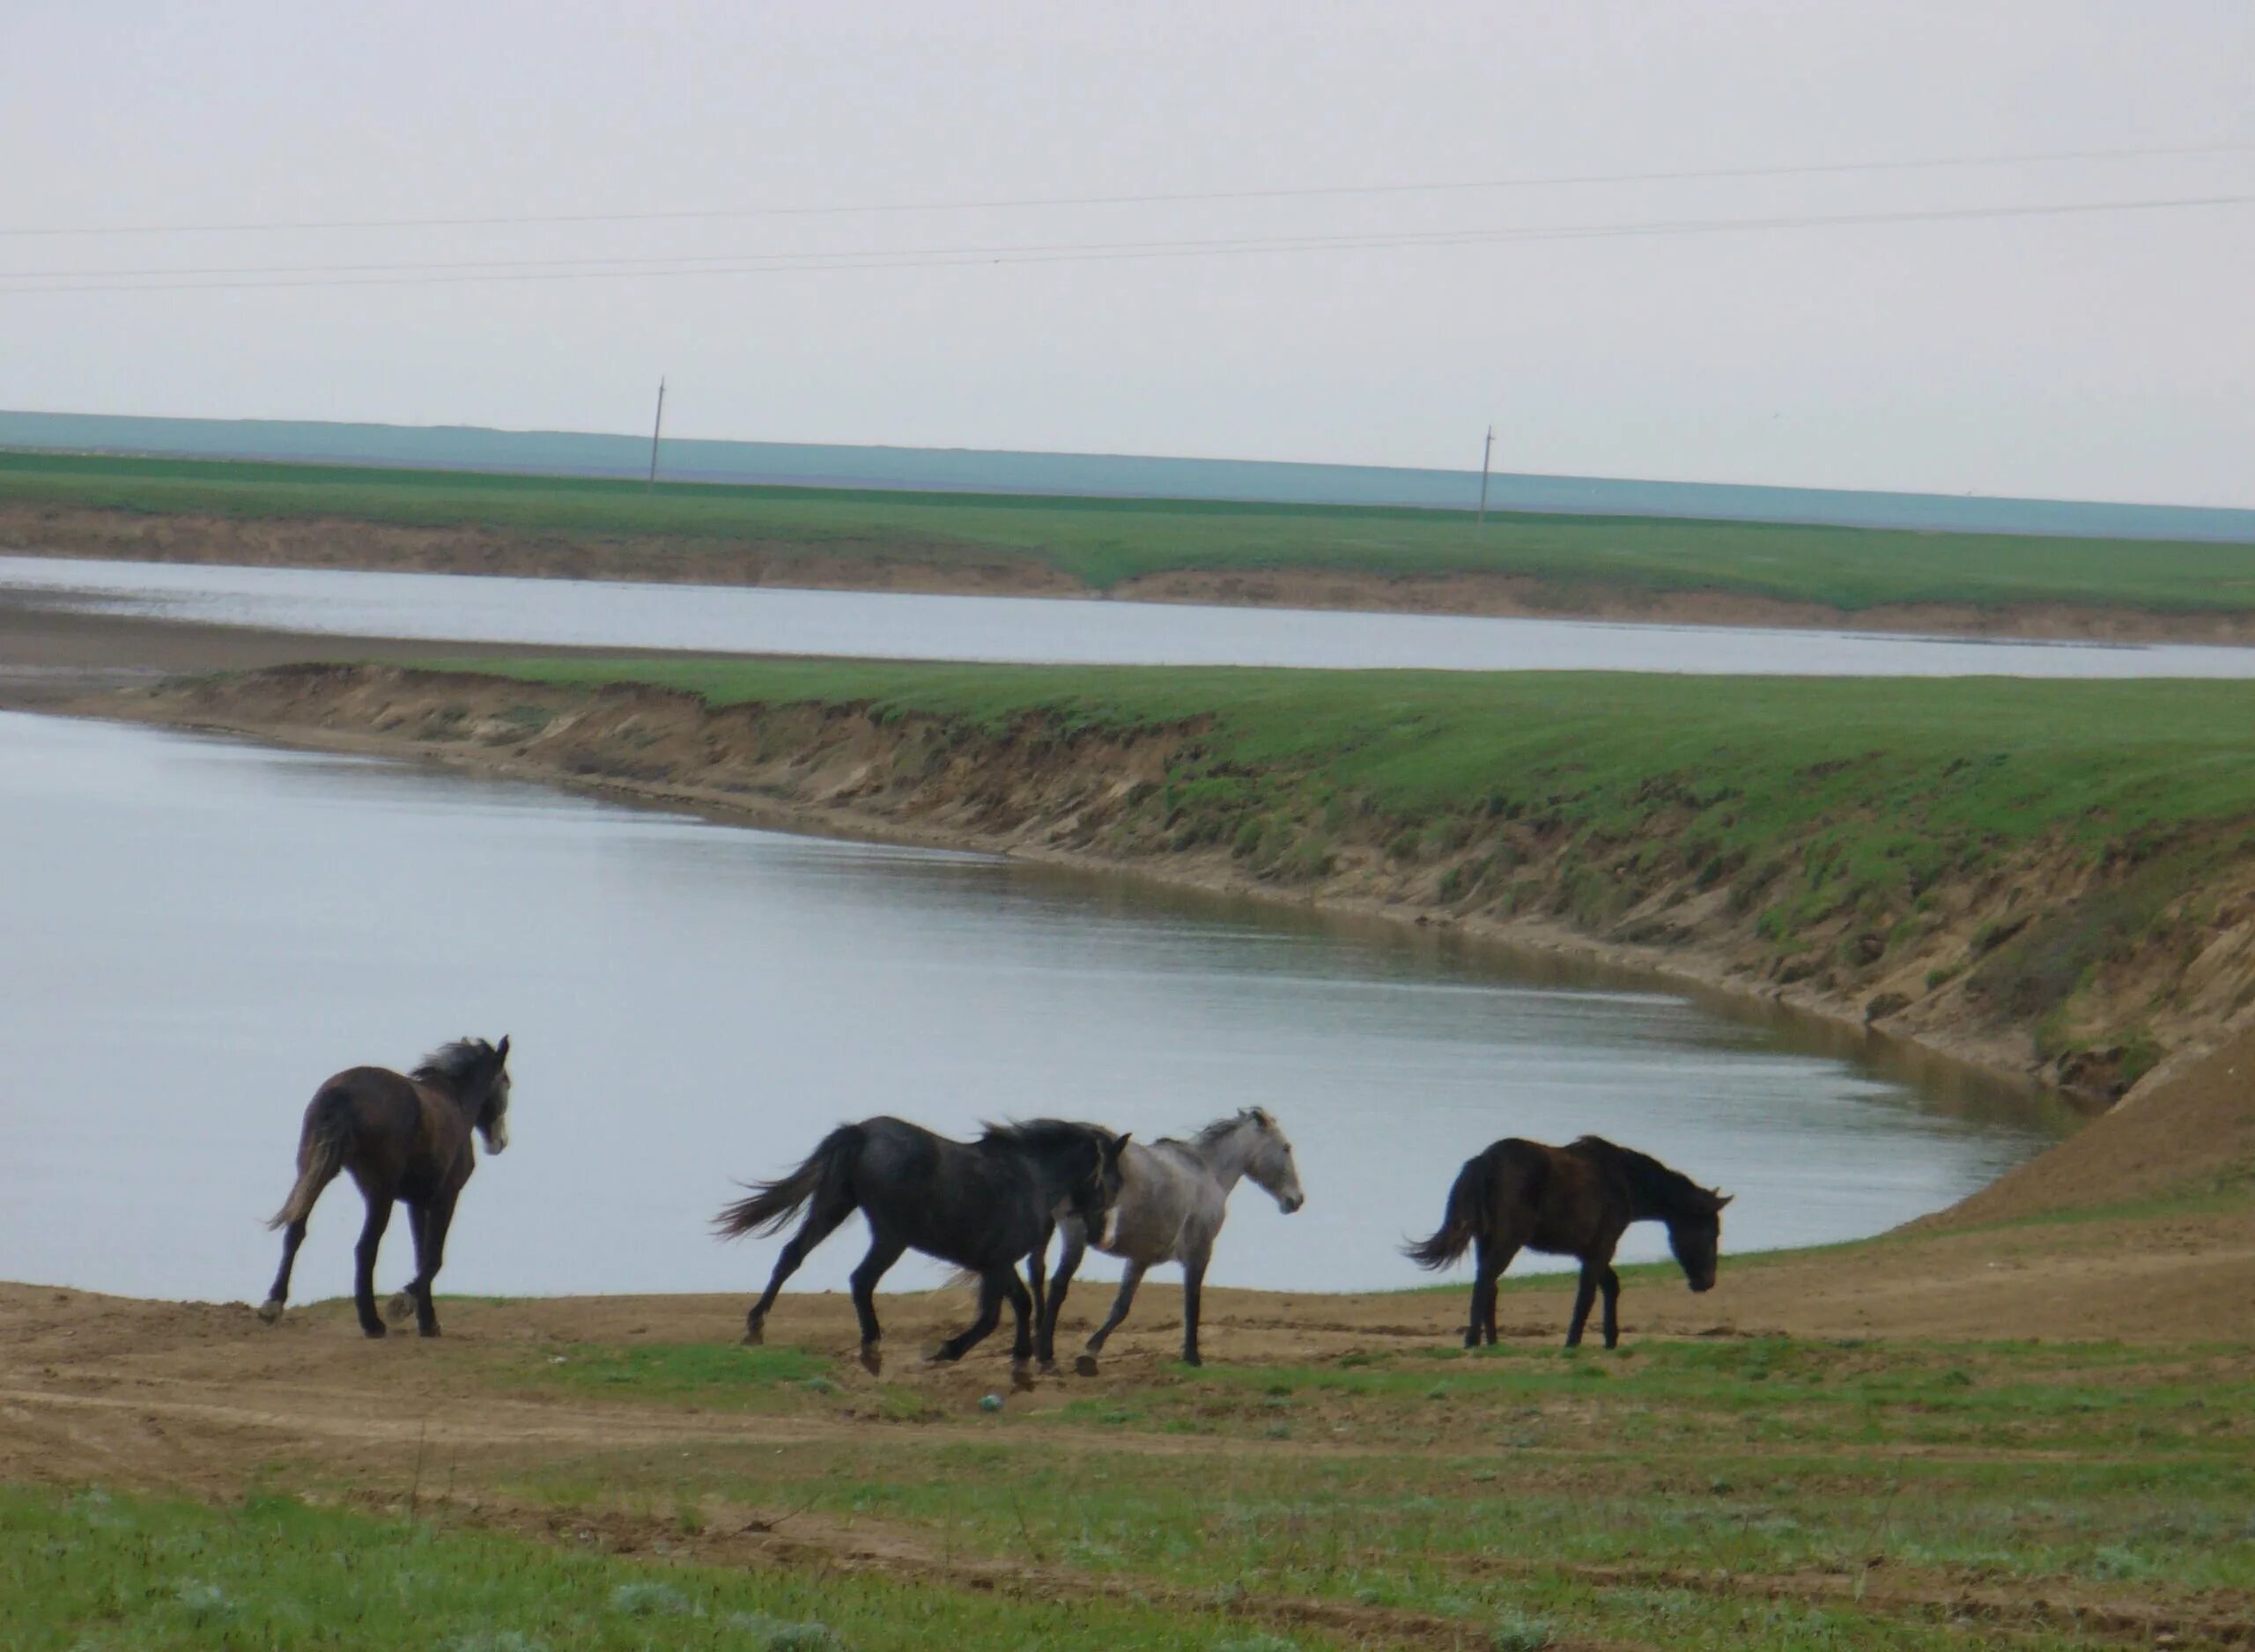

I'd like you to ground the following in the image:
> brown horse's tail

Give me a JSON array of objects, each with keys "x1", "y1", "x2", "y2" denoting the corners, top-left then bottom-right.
[
  {"x1": 714, "y1": 1124, "x2": 861, "y2": 1241},
  {"x1": 268, "y1": 1105, "x2": 347, "y2": 1230},
  {"x1": 1404, "y1": 1154, "x2": 1490, "y2": 1270}
]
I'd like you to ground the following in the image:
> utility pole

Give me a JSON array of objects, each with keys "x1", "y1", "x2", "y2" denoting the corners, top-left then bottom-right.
[
  {"x1": 1475, "y1": 424, "x2": 1495, "y2": 528},
  {"x1": 646, "y1": 377, "x2": 667, "y2": 490}
]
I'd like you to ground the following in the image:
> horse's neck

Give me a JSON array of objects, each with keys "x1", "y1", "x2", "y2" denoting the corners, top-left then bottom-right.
[{"x1": 1194, "y1": 1127, "x2": 1256, "y2": 1194}]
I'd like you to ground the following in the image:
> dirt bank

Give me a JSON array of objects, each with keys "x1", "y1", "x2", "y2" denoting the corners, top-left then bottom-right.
[
  {"x1": 13, "y1": 502, "x2": 2255, "y2": 643},
  {"x1": 80, "y1": 662, "x2": 2255, "y2": 1118}
]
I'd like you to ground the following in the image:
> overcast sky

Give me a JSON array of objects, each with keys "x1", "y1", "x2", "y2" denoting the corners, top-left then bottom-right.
[{"x1": 3, "y1": 3, "x2": 2250, "y2": 505}]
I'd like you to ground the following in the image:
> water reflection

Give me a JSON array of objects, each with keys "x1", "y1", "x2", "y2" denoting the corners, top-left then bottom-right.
[{"x1": 5, "y1": 554, "x2": 2254, "y2": 678}]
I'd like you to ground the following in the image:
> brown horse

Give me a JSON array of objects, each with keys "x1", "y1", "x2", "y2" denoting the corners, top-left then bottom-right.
[
  {"x1": 257, "y1": 1036, "x2": 514, "y2": 1338},
  {"x1": 1406, "y1": 1135, "x2": 1730, "y2": 1349}
]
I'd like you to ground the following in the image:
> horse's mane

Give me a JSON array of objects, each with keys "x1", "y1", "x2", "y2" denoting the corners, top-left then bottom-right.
[
  {"x1": 1571, "y1": 1135, "x2": 1709, "y2": 1216},
  {"x1": 978, "y1": 1118, "x2": 1106, "y2": 1155},
  {"x1": 1164, "y1": 1106, "x2": 1274, "y2": 1151},
  {"x1": 412, "y1": 1037, "x2": 499, "y2": 1089}
]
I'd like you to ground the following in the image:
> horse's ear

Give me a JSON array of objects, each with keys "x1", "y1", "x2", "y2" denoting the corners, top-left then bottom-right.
[
  {"x1": 495, "y1": 1034, "x2": 511, "y2": 1064},
  {"x1": 1107, "y1": 1131, "x2": 1131, "y2": 1160},
  {"x1": 1712, "y1": 1191, "x2": 1734, "y2": 1211}
]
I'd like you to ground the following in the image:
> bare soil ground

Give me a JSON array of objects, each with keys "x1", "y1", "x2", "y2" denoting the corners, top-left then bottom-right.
[{"x1": 15, "y1": 503, "x2": 2255, "y2": 642}]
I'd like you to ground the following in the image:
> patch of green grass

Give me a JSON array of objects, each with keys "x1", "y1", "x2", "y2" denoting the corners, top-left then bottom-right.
[
  {"x1": 0, "y1": 1484, "x2": 1245, "y2": 1650},
  {"x1": 9, "y1": 448, "x2": 2255, "y2": 616},
  {"x1": 491, "y1": 1334, "x2": 2255, "y2": 1648}
]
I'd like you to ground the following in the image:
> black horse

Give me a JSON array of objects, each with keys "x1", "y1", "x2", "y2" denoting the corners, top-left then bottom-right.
[
  {"x1": 259, "y1": 1036, "x2": 514, "y2": 1339},
  {"x1": 716, "y1": 1117, "x2": 1128, "y2": 1385},
  {"x1": 1406, "y1": 1135, "x2": 1731, "y2": 1349}
]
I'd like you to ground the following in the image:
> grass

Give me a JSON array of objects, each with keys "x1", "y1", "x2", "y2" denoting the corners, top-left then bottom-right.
[
  {"x1": 0, "y1": 1485, "x2": 1246, "y2": 1651},
  {"x1": 450, "y1": 656, "x2": 2255, "y2": 855},
  {"x1": 10, "y1": 448, "x2": 2255, "y2": 616},
  {"x1": 476, "y1": 1334, "x2": 2255, "y2": 1650}
]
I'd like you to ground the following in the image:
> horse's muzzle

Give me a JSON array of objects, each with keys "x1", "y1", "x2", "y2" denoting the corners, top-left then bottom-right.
[{"x1": 1280, "y1": 1195, "x2": 1305, "y2": 1214}]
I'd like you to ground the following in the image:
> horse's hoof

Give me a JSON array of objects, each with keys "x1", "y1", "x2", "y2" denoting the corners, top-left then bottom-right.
[
  {"x1": 858, "y1": 1342, "x2": 883, "y2": 1376},
  {"x1": 1181, "y1": 1353, "x2": 1203, "y2": 1368},
  {"x1": 361, "y1": 1323, "x2": 388, "y2": 1340},
  {"x1": 1009, "y1": 1361, "x2": 1037, "y2": 1392},
  {"x1": 924, "y1": 1345, "x2": 961, "y2": 1367},
  {"x1": 418, "y1": 1324, "x2": 441, "y2": 1339},
  {"x1": 743, "y1": 1320, "x2": 765, "y2": 1347},
  {"x1": 384, "y1": 1292, "x2": 414, "y2": 1325},
  {"x1": 1037, "y1": 1360, "x2": 1061, "y2": 1377},
  {"x1": 1073, "y1": 1353, "x2": 1100, "y2": 1378},
  {"x1": 256, "y1": 1299, "x2": 283, "y2": 1325}
]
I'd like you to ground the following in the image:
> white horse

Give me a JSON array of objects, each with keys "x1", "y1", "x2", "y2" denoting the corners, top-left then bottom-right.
[{"x1": 1039, "y1": 1107, "x2": 1305, "y2": 1370}]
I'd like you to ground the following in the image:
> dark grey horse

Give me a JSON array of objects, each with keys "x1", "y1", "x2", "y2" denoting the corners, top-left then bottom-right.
[
  {"x1": 1041, "y1": 1107, "x2": 1305, "y2": 1371},
  {"x1": 1407, "y1": 1134, "x2": 1731, "y2": 1349},
  {"x1": 716, "y1": 1117, "x2": 1128, "y2": 1388},
  {"x1": 259, "y1": 1036, "x2": 514, "y2": 1339}
]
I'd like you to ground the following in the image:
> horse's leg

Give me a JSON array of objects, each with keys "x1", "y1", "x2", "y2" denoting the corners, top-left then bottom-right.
[
  {"x1": 743, "y1": 1184, "x2": 855, "y2": 1346},
  {"x1": 1465, "y1": 1235, "x2": 1493, "y2": 1348},
  {"x1": 1025, "y1": 1238, "x2": 1048, "y2": 1345},
  {"x1": 386, "y1": 1204, "x2": 427, "y2": 1327},
  {"x1": 1599, "y1": 1264, "x2": 1623, "y2": 1350},
  {"x1": 1565, "y1": 1260, "x2": 1601, "y2": 1349},
  {"x1": 1042, "y1": 1222, "x2": 1086, "y2": 1374},
  {"x1": 1082, "y1": 1259, "x2": 1147, "y2": 1362},
  {"x1": 931, "y1": 1270, "x2": 1006, "y2": 1364},
  {"x1": 408, "y1": 1191, "x2": 460, "y2": 1338},
  {"x1": 847, "y1": 1234, "x2": 906, "y2": 1374},
  {"x1": 1179, "y1": 1250, "x2": 1210, "y2": 1368},
  {"x1": 352, "y1": 1195, "x2": 395, "y2": 1339},
  {"x1": 1002, "y1": 1269, "x2": 1038, "y2": 1391},
  {"x1": 261, "y1": 1218, "x2": 314, "y2": 1324},
  {"x1": 1482, "y1": 1243, "x2": 1519, "y2": 1346}
]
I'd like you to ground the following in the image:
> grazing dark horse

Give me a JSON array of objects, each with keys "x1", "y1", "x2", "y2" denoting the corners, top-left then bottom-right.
[
  {"x1": 258, "y1": 1036, "x2": 514, "y2": 1339},
  {"x1": 716, "y1": 1117, "x2": 1128, "y2": 1387},
  {"x1": 1406, "y1": 1135, "x2": 1731, "y2": 1349}
]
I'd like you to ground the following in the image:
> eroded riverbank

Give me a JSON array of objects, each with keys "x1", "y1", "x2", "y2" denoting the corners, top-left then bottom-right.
[{"x1": 81, "y1": 660, "x2": 2255, "y2": 1109}]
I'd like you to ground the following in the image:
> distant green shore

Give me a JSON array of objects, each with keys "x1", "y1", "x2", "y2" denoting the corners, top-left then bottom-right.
[{"x1": 10, "y1": 449, "x2": 2255, "y2": 619}]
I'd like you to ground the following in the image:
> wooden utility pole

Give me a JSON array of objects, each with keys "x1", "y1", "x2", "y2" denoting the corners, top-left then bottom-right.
[
  {"x1": 1475, "y1": 424, "x2": 1495, "y2": 527},
  {"x1": 646, "y1": 378, "x2": 667, "y2": 490}
]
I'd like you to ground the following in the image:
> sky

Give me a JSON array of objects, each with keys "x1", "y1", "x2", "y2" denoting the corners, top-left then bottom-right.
[{"x1": 2, "y1": 3, "x2": 2251, "y2": 506}]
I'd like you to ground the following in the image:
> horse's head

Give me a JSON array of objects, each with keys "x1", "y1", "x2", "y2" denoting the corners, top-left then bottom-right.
[
  {"x1": 475, "y1": 1034, "x2": 514, "y2": 1155},
  {"x1": 1667, "y1": 1187, "x2": 1733, "y2": 1293},
  {"x1": 1239, "y1": 1107, "x2": 1305, "y2": 1215},
  {"x1": 1075, "y1": 1129, "x2": 1132, "y2": 1244}
]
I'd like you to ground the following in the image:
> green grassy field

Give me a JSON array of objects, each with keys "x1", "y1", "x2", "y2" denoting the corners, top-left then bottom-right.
[
  {"x1": 18, "y1": 1330, "x2": 2251, "y2": 1650},
  {"x1": 10, "y1": 448, "x2": 2255, "y2": 616}
]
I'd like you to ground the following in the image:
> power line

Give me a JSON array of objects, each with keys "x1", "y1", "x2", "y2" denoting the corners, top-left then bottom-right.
[
  {"x1": 3, "y1": 192, "x2": 2247, "y2": 296},
  {"x1": 3, "y1": 139, "x2": 2250, "y2": 240}
]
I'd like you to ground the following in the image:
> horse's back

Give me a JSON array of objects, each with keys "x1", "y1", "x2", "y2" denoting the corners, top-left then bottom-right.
[{"x1": 1096, "y1": 1140, "x2": 1209, "y2": 1263}]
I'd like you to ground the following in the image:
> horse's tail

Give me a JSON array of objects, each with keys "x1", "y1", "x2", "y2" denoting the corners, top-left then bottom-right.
[
  {"x1": 714, "y1": 1124, "x2": 861, "y2": 1240},
  {"x1": 1403, "y1": 1154, "x2": 1490, "y2": 1270},
  {"x1": 268, "y1": 1097, "x2": 347, "y2": 1230}
]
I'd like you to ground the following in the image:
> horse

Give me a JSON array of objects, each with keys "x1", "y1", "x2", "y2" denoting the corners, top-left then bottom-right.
[
  {"x1": 258, "y1": 1036, "x2": 514, "y2": 1339},
  {"x1": 1406, "y1": 1135, "x2": 1731, "y2": 1350},
  {"x1": 1039, "y1": 1106, "x2": 1305, "y2": 1372},
  {"x1": 715, "y1": 1117, "x2": 1129, "y2": 1388}
]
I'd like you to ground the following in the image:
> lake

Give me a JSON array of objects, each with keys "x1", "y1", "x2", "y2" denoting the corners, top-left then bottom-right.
[
  {"x1": 0, "y1": 711, "x2": 2059, "y2": 1307},
  {"x1": 6, "y1": 553, "x2": 2255, "y2": 677}
]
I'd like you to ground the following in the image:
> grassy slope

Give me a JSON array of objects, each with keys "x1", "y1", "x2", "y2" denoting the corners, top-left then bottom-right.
[
  {"x1": 11, "y1": 449, "x2": 2255, "y2": 614},
  {"x1": 438, "y1": 658, "x2": 2255, "y2": 1084},
  {"x1": 465, "y1": 656, "x2": 2255, "y2": 851}
]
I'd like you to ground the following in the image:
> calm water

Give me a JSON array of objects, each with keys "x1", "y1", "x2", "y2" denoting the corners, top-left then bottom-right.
[
  {"x1": 6, "y1": 554, "x2": 2255, "y2": 678},
  {"x1": 0, "y1": 711, "x2": 2058, "y2": 1306}
]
